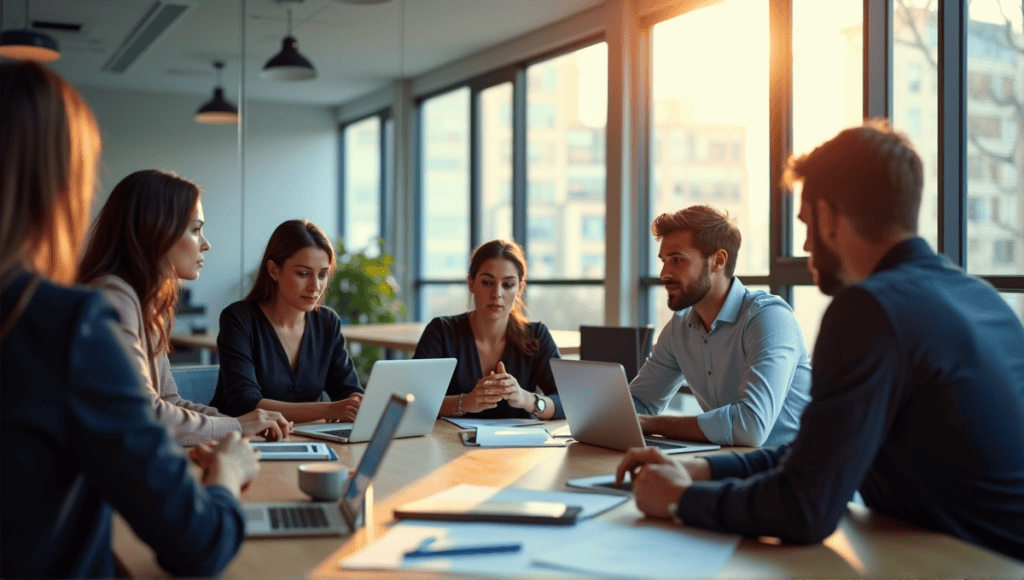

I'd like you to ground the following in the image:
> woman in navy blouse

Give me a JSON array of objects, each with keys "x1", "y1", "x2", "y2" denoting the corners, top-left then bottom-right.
[
  {"x1": 1, "y1": 60, "x2": 255, "y2": 579},
  {"x1": 212, "y1": 219, "x2": 364, "y2": 422},
  {"x1": 413, "y1": 239, "x2": 563, "y2": 420}
]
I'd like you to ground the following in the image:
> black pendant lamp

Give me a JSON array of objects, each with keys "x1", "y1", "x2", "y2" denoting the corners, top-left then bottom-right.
[
  {"x1": 0, "y1": 0, "x2": 60, "y2": 62},
  {"x1": 195, "y1": 61, "x2": 238, "y2": 124},
  {"x1": 262, "y1": 8, "x2": 316, "y2": 81}
]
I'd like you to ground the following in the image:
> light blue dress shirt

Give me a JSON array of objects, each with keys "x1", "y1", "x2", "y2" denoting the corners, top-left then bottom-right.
[{"x1": 630, "y1": 278, "x2": 812, "y2": 447}]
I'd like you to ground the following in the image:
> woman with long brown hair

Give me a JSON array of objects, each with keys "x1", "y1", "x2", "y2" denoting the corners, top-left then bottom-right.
[
  {"x1": 413, "y1": 239, "x2": 563, "y2": 419},
  {"x1": 78, "y1": 169, "x2": 290, "y2": 445},
  {"x1": 1, "y1": 61, "x2": 255, "y2": 579},
  {"x1": 212, "y1": 219, "x2": 364, "y2": 423}
]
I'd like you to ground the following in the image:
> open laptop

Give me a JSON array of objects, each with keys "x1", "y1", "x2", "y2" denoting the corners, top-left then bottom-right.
[
  {"x1": 551, "y1": 359, "x2": 720, "y2": 454},
  {"x1": 292, "y1": 358, "x2": 456, "y2": 443},
  {"x1": 244, "y1": 393, "x2": 410, "y2": 537}
]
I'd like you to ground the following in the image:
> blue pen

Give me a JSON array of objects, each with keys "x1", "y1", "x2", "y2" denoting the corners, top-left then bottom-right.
[{"x1": 403, "y1": 536, "x2": 522, "y2": 559}]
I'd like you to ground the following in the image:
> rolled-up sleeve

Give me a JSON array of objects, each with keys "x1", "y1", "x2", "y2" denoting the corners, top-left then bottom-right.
[{"x1": 695, "y1": 304, "x2": 804, "y2": 447}]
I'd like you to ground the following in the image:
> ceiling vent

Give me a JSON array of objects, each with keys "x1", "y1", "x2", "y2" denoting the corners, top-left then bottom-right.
[{"x1": 102, "y1": 1, "x2": 192, "y2": 73}]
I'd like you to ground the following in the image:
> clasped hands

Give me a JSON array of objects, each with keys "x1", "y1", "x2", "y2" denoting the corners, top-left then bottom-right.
[
  {"x1": 461, "y1": 361, "x2": 535, "y2": 414},
  {"x1": 615, "y1": 448, "x2": 712, "y2": 520}
]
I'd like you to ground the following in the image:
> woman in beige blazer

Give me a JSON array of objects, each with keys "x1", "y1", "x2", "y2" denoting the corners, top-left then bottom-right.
[{"x1": 79, "y1": 170, "x2": 291, "y2": 446}]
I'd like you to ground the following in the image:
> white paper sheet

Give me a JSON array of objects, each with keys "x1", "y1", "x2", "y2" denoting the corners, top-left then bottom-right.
[
  {"x1": 411, "y1": 484, "x2": 629, "y2": 519},
  {"x1": 532, "y1": 522, "x2": 741, "y2": 580},
  {"x1": 341, "y1": 519, "x2": 618, "y2": 576}
]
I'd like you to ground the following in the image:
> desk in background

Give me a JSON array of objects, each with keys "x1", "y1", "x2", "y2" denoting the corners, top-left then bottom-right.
[
  {"x1": 113, "y1": 420, "x2": 1024, "y2": 579},
  {"x1": 171, "y1": 323, "x2": 582, "y2": 357}
]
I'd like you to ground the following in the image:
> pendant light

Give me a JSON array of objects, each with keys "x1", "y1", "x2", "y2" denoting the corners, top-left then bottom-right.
[
  {"x1": 195, "y1": 61, "x2": 238, "y2": 124},
  {"x1": 262, "y1": 8, "x2": 316, "y2": 81},
  {"x1": 0, "y1": 0, "x2": 60, "y2": 62}
]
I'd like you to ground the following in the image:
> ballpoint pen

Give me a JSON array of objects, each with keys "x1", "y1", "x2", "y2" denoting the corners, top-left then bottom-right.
[{"x1": 403, "y1": 536, "x2": 523, "y2": 559}]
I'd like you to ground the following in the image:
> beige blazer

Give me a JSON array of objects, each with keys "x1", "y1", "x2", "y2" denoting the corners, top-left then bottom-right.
[{"x1": 94, "y1": 275, "x2": 240, "y2": 446}]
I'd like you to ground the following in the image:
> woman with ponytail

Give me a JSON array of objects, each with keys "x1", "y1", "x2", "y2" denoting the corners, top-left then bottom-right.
[{"x1": 413, "y1": 239, "x2": 562, "y2": 420}]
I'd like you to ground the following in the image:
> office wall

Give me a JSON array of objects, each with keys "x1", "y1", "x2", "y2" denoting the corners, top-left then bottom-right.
[{"x1": 80, "y1": 85, "x2": 338, "y2": 333}]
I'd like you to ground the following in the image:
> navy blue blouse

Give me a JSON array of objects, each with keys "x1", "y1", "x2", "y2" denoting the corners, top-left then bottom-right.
[
  {"x1": 212, "y1": 301, "x2": 363, "y2": 417},
  {"x1": 1, "y1": 273, "x2": 243, "y2": 578},
  {"x1": 412, "y1": 313, "x2": 563, "y2": 419}
]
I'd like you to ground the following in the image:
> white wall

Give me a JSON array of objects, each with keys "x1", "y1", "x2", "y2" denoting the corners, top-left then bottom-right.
[{"x1": 80, "y1": 86, "x2": 338, "y2": 333}]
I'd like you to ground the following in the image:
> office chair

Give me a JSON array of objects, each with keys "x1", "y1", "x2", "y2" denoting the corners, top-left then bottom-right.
[
  {"x1": 169, "y1": 365, "x2": 220, "y2": 406},
  {"x1": 578, "y1": 326, "x2": 654, "y2": 383}
]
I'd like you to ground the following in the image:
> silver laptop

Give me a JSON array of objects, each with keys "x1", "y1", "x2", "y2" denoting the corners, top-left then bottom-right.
[
  {"x1": 551, "y1": 359, "x2": 720, "y2": 454},
  {"x1": 244, "y1": 393, "x2": 410, "y2": 537},
  {"x1": 293, "y1": 358, "x2": 456, "y2": 443}
]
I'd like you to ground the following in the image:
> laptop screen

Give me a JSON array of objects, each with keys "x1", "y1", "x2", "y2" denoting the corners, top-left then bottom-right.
[{"x1": 342, "y1": 394, "x2": 410, "y2": 519}]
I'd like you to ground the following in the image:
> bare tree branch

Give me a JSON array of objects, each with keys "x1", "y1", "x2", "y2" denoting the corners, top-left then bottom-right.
[
  {"x1": 896, "y1": 0, "x2": 937, "y2": 69},
  {"x1": 968, "y1": 131, "x2": 1016, "y2": 165}
]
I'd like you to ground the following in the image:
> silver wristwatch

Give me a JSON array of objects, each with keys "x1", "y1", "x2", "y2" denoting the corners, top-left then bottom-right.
[
  {"x1": 454, "y1": 393, "x2": 467, "y2": 417},
  {"x1": 532, "y1": 392, "x2": 547, "y2": 415}
]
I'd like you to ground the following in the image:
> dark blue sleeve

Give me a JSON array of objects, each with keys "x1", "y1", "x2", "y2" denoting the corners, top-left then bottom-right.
[
  {"x1": 69, "y1": 295, "x2": 243, "y2": 576},
  {"x1": 324, "y1": 310, "x2": 363, "y2": 401},
  {"x1": 215, "y1": 304, "x2": 265, "y2": 415},
  {"x1": 678, "y1": 288, "x2": 900, "y2": 543},
  {"x1": 531, "y1": 323, "x2": 564, "y2": 420}
]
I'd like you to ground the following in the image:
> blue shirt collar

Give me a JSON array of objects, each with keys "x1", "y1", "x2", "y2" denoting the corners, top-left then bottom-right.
[{"x1": 685, "y1": 276, "x2": 745, "y2": 331}]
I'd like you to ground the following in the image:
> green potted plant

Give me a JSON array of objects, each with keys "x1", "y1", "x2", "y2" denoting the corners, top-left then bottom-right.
[{"x1": 323, "y1": 239, "x2": 407, "y2": 381}]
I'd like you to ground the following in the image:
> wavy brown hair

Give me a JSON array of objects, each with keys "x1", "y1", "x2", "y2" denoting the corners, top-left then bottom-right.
[
  {"x1": 1, "y1": 61, "x2": 101, "y2": 287},
  {"x1": 468, "y1": 239, "x2": 538, "y2": 356},
  {"x1": 78, "y1": 170, "x2": 201, "y2": 357},
  {"x1": 246, "y1": 219, "x2": 335, "y2": 306},
  {"x1": 651, "y1": 205, "x2": 742, "y2": 278}
]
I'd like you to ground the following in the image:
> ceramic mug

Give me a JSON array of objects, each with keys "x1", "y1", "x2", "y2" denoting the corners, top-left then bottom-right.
[{"x1": 297, "y1": 462, "x2": 349, "y2": 501}]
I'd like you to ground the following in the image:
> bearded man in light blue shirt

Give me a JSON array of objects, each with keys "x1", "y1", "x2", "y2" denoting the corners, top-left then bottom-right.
[{"x1": 630, "y1": 205, "x2": 812, "y2": 447}]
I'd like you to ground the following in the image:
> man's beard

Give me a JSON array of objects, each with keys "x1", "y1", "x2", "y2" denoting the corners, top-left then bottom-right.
[
  {"x1": 811, "y1": 207, "x2": 843, "y2": 296},
  {"x1": 666, "y1": 262, "x2": 712, "y2": 311}
]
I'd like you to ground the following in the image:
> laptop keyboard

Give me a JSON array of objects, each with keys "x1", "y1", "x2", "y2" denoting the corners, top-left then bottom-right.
[
  {"x1": 644, "y1": 438, "x2": 686, "y2": 450},
  {"x1": 268, "y1": 506, "x2": 330, "y2": 530},
  {"x1": 323, "y1": 428, "x2": 352, "y2": 439}
]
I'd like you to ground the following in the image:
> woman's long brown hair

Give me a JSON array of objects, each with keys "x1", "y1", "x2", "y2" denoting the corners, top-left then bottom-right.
[
  {"x1": 469, "y1": 239, "x2": 538, "y2": 356},
  {"x1": 78, "y1": 170, "x2": 201, "y2": 357},
  {"x1": 1, "y1": 61, "x2": 101, "y2": 287}
]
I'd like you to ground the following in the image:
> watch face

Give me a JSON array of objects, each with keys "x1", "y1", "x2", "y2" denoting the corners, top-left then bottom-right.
[{"x1": 535, "y1": 394, "x2": 546, "y2": 413}]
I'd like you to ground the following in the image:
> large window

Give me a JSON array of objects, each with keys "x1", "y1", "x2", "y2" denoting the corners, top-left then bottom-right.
[
  {"x1": 966, "y1": 0, "x2": 1024, "y2": 290},
  {"x1": 342, "y1": 116, "x2": 382, "y2": 255},
  {"x1": 525, "y1": 44, "x2": 607, "y2": 329},
  {"x1": 420, "y1": 88, "x2": 471, "y2": 319},
  {"x1": 415, "y1": 44, "x2": 607, "y2": 329}
]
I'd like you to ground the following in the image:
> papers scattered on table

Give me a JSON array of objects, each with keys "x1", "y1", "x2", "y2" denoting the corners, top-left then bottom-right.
[
  {"x1": 461, "y1": 426, "x2": 568, "y2": 447},
  {"x1": 341, "y1": 516, "x2": 740, "y2": 580},
  {"x1": 444, "y1": 417, "x2": 543, "y2": 429}
]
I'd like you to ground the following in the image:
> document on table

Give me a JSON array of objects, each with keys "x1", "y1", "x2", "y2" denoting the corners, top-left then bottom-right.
[
  {"x1": 533, "y1": 522, "x2": 741, "y2": 580},
  {"x1": 341, "y1": 518, "x2": 740, "y2": 579},
  {"x1": 409, "y1": 484, "x2": 628, "y2": 519},
  {"x1": 462, "y1": 426, "x2": 567, "y2": 447},
  {"x1": 444, "y1": 417, "x2": 542, "y2": 429}
]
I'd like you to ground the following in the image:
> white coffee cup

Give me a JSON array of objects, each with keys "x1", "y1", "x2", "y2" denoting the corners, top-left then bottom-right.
[{"x1": 297, "y1": 462, "x2": 350, "y2": 501}]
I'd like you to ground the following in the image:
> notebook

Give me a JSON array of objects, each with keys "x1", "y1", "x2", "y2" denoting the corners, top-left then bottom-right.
[
  {"x1": 550, "y1": 359, "x2": 720, "y2": 455},
  {"x1": 243, "y1": 393, "x2": 410, "y2": 537},
  {"x1": 293, "y1": 358, "x2": 456, "y2": 443}
]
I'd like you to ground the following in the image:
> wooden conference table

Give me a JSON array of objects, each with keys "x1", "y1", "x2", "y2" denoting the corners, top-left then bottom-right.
[
  {"x1": 112, "y1": 420, "x2": 1024, "y2": 579},
  {"x1": 171, "y1": 322, "x2": 582, "y2": 356}
]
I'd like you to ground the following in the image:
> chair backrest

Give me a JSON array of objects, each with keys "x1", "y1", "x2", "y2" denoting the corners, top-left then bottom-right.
[
  {"x1": 169, "y1": 365, "x2": 220, "y2": 406},
  {"x1": 578, "y1": 326, "x2": 654, "y2": 383}
]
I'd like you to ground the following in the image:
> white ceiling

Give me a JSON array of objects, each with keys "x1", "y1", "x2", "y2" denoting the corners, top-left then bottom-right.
[{"x1": 3, "y1": 0, "x2": 603, "y2": 106}]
